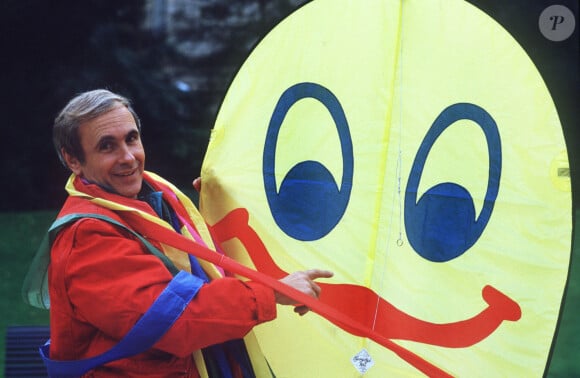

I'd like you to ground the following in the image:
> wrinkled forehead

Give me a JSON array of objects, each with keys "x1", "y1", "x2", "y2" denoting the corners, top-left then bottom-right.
[{"x1": 78, "y1": 105, "x2": 139, "y2": 145}]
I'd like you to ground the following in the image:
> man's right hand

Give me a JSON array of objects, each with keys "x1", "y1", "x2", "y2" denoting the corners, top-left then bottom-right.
[{"x1": 276, "y1": 269, "x2": 334, "y2": 315}]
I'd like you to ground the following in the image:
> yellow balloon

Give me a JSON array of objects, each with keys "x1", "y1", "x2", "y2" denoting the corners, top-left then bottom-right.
[{"x1": 201, "y1": 0, "x2": 572, "y2": 376}]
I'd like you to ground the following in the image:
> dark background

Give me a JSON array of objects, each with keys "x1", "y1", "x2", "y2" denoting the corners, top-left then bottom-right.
[
  {"x1": 0, "y1": 0, "x2": 309, "y2": 211},
  {"x1": 0, "y1": 0, "x2": 577, "y2": 212},
  {"x1": 0, "y1": 0, "x2": 577, "y2": 375}
]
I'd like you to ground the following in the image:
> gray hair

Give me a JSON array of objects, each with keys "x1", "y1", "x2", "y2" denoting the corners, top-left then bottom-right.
[{"x1": 53, "y1": 89, "x2": 141, "y2": 167}]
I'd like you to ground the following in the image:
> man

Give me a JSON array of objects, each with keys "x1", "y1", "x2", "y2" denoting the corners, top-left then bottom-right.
[{"x1": 48, "y1": 89, "x2": 332, "y2": 377}]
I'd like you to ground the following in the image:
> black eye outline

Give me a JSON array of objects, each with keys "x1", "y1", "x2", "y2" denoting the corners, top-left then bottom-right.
[
  {"x1": 263, "y1": 82, "x2": 354, "y2": 241},
  {"x1": 404, "y1": 103, "x2": 502, "y2": 262}
]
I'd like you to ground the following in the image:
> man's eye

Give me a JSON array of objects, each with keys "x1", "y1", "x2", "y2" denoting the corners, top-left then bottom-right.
[
  {"x1": 127, "y1": 133, "x2": 140, "y2": 144},
  {"x1": 99, "y1": 142, "x2": 113, "y2": 151}
]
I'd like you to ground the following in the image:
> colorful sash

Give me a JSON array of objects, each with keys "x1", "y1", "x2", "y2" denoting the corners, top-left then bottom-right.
[{"x1": 24, "y1": 172, "x2": 272, "y2": 378}]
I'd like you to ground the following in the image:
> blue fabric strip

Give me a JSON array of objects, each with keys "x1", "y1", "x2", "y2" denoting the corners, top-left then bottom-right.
[
  {"x1": 189, "y1": 255, "x2": 210, "y2": 283},
  {"x1": 40, "y1": 270, "x2": 204, "y2": 378}
]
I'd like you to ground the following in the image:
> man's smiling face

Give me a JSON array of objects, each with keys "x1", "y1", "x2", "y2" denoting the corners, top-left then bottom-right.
[{"x1": 63, "y1": 104, "x2": 145, "y2": 198}]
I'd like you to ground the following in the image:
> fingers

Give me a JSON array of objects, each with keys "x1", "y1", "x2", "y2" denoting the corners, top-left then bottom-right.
[
  {"x1": 192, "y1": 177, "x2": 202, "y2": 192},
  {"x1": 294, "y1": 305, "x2": 310, "y2": 316},
  {"x1": 310, "y1": 281, "x2": 321, "y2": 298},
  {"x1": 303, "y1": 270, "x2": 332, "y2": 299},
  {"x1": 300, "y1": 269, "x2": 334, "y2": 299},
  {"x1": 305, "y1": 269, "x2": 334, "y2": 280},
  {"x1": 275, "y1": 268, "x2": 334, "y2": 313}
]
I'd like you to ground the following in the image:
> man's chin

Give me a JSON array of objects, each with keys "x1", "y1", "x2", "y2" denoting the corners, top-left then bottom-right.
[{"x1": 112, "y1": 180, "x2": 143, "y2": 199}]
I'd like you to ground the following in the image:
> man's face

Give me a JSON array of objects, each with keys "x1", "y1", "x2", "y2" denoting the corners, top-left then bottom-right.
[{"x1": 64, "y1": 105, "x2": 145, "y2": 198}]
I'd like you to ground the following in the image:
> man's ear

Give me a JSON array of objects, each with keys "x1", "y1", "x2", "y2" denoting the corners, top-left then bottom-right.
[{"x1": 61, "y1": 148, "x2": 83, "y2": 175}]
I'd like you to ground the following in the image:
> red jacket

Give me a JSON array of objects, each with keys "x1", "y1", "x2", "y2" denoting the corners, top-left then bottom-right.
[{"x1": 48, "y1": 175, "x2": 277, "y2": 377}]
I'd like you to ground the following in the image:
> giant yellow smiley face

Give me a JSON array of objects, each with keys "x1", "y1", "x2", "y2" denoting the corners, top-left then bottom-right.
[{"x1": 200, "y1": 0, "x2": 573, "y2": 376}]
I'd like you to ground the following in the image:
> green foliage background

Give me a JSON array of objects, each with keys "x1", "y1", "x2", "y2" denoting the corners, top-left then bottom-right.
[{"x1": 0, "y1": 212, "x2": 54, "y2": 375}]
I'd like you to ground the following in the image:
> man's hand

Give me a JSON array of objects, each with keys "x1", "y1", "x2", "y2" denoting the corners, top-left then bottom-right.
[
  {"x1": 195, "y1": 176, "x2": 333, "y2": 315},
  {"x1": 192, "y1": 177, "x2": 202, "y2": 192},
  {"x1": 276, "y1": 269, "x2": 334, "y2": 315}
]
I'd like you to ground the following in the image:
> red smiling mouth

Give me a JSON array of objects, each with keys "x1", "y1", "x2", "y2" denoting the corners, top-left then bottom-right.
[
  {"x1": 209, "y1": 208, "x2": 522, "y2": 371},
  {"x1": 123, "y1": 206, "x2": 520, "y2": 377}
]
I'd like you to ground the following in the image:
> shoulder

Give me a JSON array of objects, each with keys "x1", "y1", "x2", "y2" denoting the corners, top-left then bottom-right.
[
  {"x1": 52, "y1": 198, "x2": 140, "y2": 257},
  {"x1": 58, "y1": 196, "x2": 123, "y2": 221},
  {"x1": 54, "y1": 199, "x2": 132, "y2": 242},
  {"x1": 50, "y1": 216, "x2": 140, "y2": 267}
]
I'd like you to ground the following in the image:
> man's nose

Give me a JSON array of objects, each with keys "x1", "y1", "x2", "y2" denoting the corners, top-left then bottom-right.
[{"x1": 118, "y1": 144, "x2": 135, "y2": 162}]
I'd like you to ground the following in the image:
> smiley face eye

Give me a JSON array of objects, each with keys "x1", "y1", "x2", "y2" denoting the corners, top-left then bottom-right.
[
  {"x1": 263, "y1": 82, "x2": 354, "y2": 241},
  {"x1": 404, "y1": 103, "x2": 502, "y2": 262}
]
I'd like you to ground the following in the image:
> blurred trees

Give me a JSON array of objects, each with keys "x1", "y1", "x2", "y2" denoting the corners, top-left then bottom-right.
[
  {"x1": 0, "y1": 0, "x2": 577, "y2": 210},
  {"x1": 0, "y1": 0, "x2": 307, "y2": 210}
]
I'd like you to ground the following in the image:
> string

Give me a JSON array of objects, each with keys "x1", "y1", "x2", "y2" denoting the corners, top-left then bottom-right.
[
  {"x1": 371, "y1": 0, "x2": 406, "y2": 333},
  {"x1": 396, "y1": 0, "x2": 405, "y2": 248}
]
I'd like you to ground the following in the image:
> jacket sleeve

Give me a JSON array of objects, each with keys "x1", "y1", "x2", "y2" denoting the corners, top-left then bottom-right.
[{"x1": 53, "y1": 218, "x2": 277, "y2": 357}]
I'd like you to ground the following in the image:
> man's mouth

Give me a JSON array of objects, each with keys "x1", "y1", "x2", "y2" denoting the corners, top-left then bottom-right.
[{"x1": 115, "y1": 168, "x2": 138, "y2": 177}]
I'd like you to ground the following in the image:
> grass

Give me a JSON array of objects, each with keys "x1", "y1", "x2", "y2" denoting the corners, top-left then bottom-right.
[
  {"x1": 548, "y1": 208, "x2": 580, "y2": 377},
  {"x1": 0, "y1": 209, "x2": 578, "y2": 376},
  {"x1": 0, "y1": 211, "x2": 55, "y2": 375}
]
